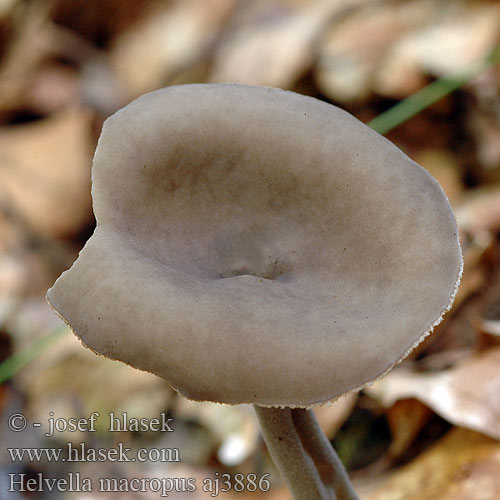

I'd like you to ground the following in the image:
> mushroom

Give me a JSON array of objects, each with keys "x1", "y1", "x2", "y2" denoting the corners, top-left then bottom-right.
[{"x1": 47, "y1": 84, "x2": 462, "y2": 500}]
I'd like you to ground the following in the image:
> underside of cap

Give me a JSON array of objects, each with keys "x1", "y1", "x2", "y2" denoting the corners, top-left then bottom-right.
[{"x1": 47, "y1": 84, "x2": 462, "y2": 408}]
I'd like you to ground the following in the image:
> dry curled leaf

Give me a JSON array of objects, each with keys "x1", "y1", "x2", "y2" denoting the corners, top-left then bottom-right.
[
  {"x1": 316, "y1": 0, "x2": 500, "y2": 102},
  {"x1": 476, "y1": 318, "x2": 500, "y2": 338},
  {"x1": 210, "y1": 0, "x2": 366, "y2": 89},
  {"x1": 455, "y1": 184, "x2": 500, "y2": 237},
  {"x1": 412, "y1": 149, "x2": 464, "y2": 206},
  {"x1": 111, "y1": 0, "x2": 237, "y2": 96},
  {"x1": 313, "y1": 392, "x2": 358, "y2": 438},
  {"x1": 382, "y1": 0, "x2": 500, "y2": 77},
  {"x1": 385, "y1": 399, "x2": 434, "y2": 463},
  {"x1": 316, "y1": 0, "x2": 430, "y2": 102},
  {"x1": 366, "y1": 347, "x2": 500, "y2": 440},
  {"x1": 0, "y1": 107, "x2": 93, "y2": 239},
  {"x1": 360, "y1": 427, "x2": 500, "y2": 500}
]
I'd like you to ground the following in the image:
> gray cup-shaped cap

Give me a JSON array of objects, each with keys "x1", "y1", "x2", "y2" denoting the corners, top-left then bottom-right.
[{"x1": 47, "y1": 84, "x2": 462, "y2": 408}]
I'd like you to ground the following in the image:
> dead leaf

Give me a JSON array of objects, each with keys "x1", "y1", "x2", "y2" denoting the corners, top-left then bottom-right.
[
  {"x1": 455, "y1": 185, "x2": 500, "y2": 237},
  {"x1": 0, "y1": 107, "x2": 93, "y2": 239},
  {"x1": 413, "y1": 149, "x2": 463, "y2": 205},
  {"x1": 382, "y1": 0, "x2": 500, "y2": 78},
  {"x1": 468, "y1": 106, "x2": 500, "y2": 176},
  {"x1": 366, "y1": 347, "x2": 500, "y2": 441},
  {"x1": 26, "y1": 64, "x2": 80, "y2": 114},
  {"x1": 385, "y1": 399, "x2": 434, "y2": 462},
  {"x1": 316, "y1": 0, "x2": 432, "y2": 102},
  {"x1": 314, "y1": 392, "x2": 358, "y2": 438},
  {"x1": 50, "y1": 0, "x2": 156, "y2": 47},
  {"x1": 316, "y1": 0, "x2": 500, "y2": 101},
  {"x1": 475, "y1": 318, "x2": 500, "y2": 338},
  {"x1": 0, "y1": 1, "x2": 55, "y2": 114},
  {"x1": 210, "y1": 0, "x2": 366, "y2": 89},
  {"x1": 360, "y1": 427, "x2": 500, "y2": 500},
  {"x1": 111, "y1": 0, "x2": 237, "y2": 96},
  {"x1": 473, "y1": 316, "x2": 500, "y2": 352}
]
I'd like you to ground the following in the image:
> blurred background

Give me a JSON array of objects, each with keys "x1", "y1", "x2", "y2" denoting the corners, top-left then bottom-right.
[{"x1": 0, "y1": 0, "x2": 500, "y2": 498}]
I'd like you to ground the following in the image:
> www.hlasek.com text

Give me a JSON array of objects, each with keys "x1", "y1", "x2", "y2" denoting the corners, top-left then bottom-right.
[{"x1": 8, "y1": 441, "x2": 180, "y2": 463}]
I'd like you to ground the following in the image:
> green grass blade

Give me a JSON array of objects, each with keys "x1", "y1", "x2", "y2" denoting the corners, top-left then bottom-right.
[
  {"x1": 0, "y1": 326, "x2": 68, "y2": 384},
  {"x1": 368, "y1": 46, "x2": 500, "y2": 135}
]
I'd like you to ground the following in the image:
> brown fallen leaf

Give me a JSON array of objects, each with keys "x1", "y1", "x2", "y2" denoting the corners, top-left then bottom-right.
[
  {"x1": 316, "y1": 0, "x2": 500, "y2": 101},
  {"x1": 210, "y1": 0, "x2": 367, "y2": 89},
  {"x1": 111, "y1": 0, "x2": 238, "y2": 97},
  {"x1": 374, "y1": 0, "x2": 500, "y2": 99},
  {"x1": 316, "y1": 0, "x2": 432, "y2": 102},
  {"x1": 50, "y1": 0, "x2": 156, "y2": 47},
  {"x1": 448, "y1": 184, "x2": 500, "y2": 307},
  {"x1": 385, "y1": 399, "x2": 434, "y2": 464},
  {"x1": 0, "y1": 0, "x2": 55, "y2": 115},
  {"x1": 386, "y1": 0, "x2": 500, "y2": 76},
  {"x1": 359, "y1": 427, "x2": 500, "y2": 500},
  {"x1": 25, "y1": 63, "x2": 80, "y2": 114},
  {"x1": 473, "y1": 316, "x2": 500, "y2": 352},
  {"x1": 467, "y1": 106, "x2": 500, "y2": 177},
  {"x1": 314, "y1": 392, "x2": 358, "y2": 438},
  {"x1": 455, "y1": 184, "x2": 500, "y2": 237},
  {"x1": 412, "y1": 149, "x2": 464, "y2": 206},
  {"x1": 475, "y1": 318, "x2": 500, "y2": 338},
  {"x1": 366, "y1": 346, "x2": 500, "y2": 440},
  {"x1": 0, "y1": 107, "x2": 93, "y2": 239}
]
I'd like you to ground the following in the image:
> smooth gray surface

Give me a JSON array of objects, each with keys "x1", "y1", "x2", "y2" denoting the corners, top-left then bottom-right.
[{"x1": 47, "y1": 84, "x2": 462, "y2": 407}]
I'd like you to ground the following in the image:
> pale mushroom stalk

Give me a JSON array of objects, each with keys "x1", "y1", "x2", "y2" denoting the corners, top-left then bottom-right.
[{"x1": 255, "y1": 406, "x2": 359, "y2": 500}]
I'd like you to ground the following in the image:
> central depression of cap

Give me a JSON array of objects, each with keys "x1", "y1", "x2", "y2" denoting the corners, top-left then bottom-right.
[{"x1": 47, "y1": 84, "x2": 462, "y2": 408}]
